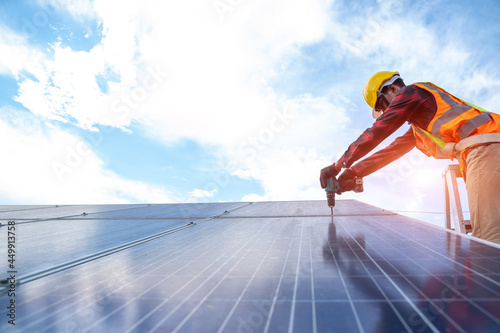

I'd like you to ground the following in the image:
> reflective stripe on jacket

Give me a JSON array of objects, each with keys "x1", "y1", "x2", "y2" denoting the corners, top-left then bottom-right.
[{"x1": 411, "y1": 82, "x2": 500, "y2": 179}]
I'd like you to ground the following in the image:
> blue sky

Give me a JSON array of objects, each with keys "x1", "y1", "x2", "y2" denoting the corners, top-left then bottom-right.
[{"x1": 1, "y1": 0, "x2": 499, "y2": 226}]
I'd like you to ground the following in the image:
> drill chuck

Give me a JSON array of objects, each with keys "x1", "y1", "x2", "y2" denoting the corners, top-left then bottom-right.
[
  {"x1": 326, "y1": 190, "x2": 335, "y2": 208},
  {"x1": 325, "y1": 177, "x2": 340, "y2": 209}
]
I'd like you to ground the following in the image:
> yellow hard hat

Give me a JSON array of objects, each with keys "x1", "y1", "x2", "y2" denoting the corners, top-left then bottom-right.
[{"x1": 363, "y1": 71, "x2": 400, "y2": 118}]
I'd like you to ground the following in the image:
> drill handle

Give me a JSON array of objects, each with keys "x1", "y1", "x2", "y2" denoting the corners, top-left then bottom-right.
[{"x1": 325, "y1": 177, "x2": 340, "y2": 192}]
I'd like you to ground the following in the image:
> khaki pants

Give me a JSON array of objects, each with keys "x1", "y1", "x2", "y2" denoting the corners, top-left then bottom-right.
[{"x1": 465, "y1": 143, "x2": 500, "y2": 244}]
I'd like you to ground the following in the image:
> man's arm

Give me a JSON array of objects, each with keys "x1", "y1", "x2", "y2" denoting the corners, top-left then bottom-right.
[
  {"x1": 329, "y1": 84, "x2": 436, "y2": 191},
  {"x1": 335, "y1": 84, "x2": 432, "y2": 171},
  {"x1": 336, "y1": 128, "x2": 415, "y2": 191},
  {"x1": 336, "y1": 103, "x2": 410, "y2": 170},
  {"x1": 350, "y1": 128, "x2": 415, "y2": 177}
]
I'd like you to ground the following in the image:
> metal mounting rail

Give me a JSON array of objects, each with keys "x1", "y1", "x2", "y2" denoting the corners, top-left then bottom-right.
[
  {"x1": 217, "y1": 212, "x2": 397, "y2": 219},
  {"x1": 0, "y1": 204, "x2": 152, "y2": 226},
  {"x1": 0, "y1": 202, "x2": 253, "y2": 290}
]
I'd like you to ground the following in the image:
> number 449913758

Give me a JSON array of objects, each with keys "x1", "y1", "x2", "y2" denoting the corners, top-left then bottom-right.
[{"x1": 7, "y1": 221, "x2": 16, "y2": 270}]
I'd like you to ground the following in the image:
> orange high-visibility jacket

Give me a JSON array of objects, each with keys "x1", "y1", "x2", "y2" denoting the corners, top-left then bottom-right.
[{"x1": 411, "y1": 82, "x2": 500, "y2": 179}]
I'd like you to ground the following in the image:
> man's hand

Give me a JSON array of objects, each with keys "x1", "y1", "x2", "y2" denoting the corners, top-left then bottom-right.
[
  {"x1": 320, "y1": 163, "x2": 341, "y2": 188},
  {"x1": 338, "y1": 169, "x2": 356, "y2": 192}
]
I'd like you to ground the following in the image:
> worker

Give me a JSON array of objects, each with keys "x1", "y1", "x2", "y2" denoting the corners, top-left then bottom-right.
[{"x1": 320, "y1": 71, "x2": 500, "y2": 244}]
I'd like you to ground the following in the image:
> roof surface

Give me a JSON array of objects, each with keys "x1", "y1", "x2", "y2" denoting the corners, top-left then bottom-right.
[{"x1": 1, "y1": 200, "x2": 500, "y2": 332}]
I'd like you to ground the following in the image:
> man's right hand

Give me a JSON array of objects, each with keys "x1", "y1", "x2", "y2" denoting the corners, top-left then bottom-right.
[
  {"x1": 320, "y1": 163, "x2": 341, "y2": 188},
  {"x1": 338, "y1": 169, "x2": 356, "y2": 192}
]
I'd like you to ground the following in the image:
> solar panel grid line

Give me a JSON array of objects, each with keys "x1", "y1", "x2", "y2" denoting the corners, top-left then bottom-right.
[
  {"x1": 258, "y1": 220, "x2": 302, "y2": 333},
  {"x1": 213, "y1": 219, "x2": 299, "y2": 333},
  {"x1": 367, "y1": 222, "x2": 500, "y2": 330},
  {"x1": 9, "y1": 248, "x2": 153, "y2": 329},
  {"x1": 42, "y1": 254, "x2": 221, "y2": 331},
  {"x1": 308, "y1": 224, "x2": 318, "y2": 333},
  {"x1": 4, "y1": 239, "x2": 156, "y2": 326},
  {"x1": 18, "y1": 269, "x2": 122, "y2": 331},
  {"x1": 11, "y1": 275, "x2": 84, "y2": 324},
  {"x1": 3, "y1": 201, "x2": 500, "y2": 332},
  {"x1": 350, "y1": 222, "x2": 469, "y2": 333},
  {"x1": 324, "y1": 221, "x2": 365, "y2": 333},
  {"x1": 369, "y1": 220, "x2": 500, "y2": 327},
  {"x1": 19, "y1": 224, "x2": 218, "y2": 331},
  {"x1": 9, "y1": 214, "x2": 222, "y2": 314},
  {"x1": 66, "y1": 204, "x2": 161, "y2": 219},
  {"x1": 374, "y1": 262, "x2": 470, "y2": 331},
  {"x1": 78, "y1": 218, "x2": 265, "y2": 333},
  {"x1": 464, "y1": 257, "x2": 500, "y2": 276},
  {"x1": 0, "y1": 204, "x2": 151, "y2": 224},
  {"x1": 61, "y1": 217, "x2": 196, "y2": 220},
  {"x1": 17, "y1": 218, "x2": 203, "y2": 274},
  {"x1": 288, "y1": 220, "x2": 304, "y2": 333},
  {"x1": 152, "y1": 220, "x2": 290, "y2": 333},
  {"x1": 174, "y1": 222, "x2": 292, "y2": 332},
  {"x1": 267, "y1": 221, "x2": 303, "y2": 328},
  {"x1": 335, "y1": 219, "x2": 440, "y2": 333},
  {"x1": 218, "y1": 213, "x2": 396, "y2": 219},
  {"x1": 178, "y1": 202, "x2": 253, "y2": 227},
  {"x1": 8, "y1": 204, "x2": 251, "y2": 289},
  {"x1": 0, "y1": 205, "x2": 59, "y2": 214},
  {"x1": 396, "y1": 244, "x2": 500, "y2": 329},
  {"x1": 376, "y1": 219, "x2": 500, "y2": 289},
  {"x1": 130, "y1": 218, "x2": 277, "y2": 333},
  {"x1": 4, "y1": 215, "x2": 77, "y2": 225},
  {"x1": 159, "y1": 219, "x2": 280, "y2": 333},
  {"x1": 405, "y1": 217, "x2": 500, "y2": 251},
  {"x1": 430, "y1": 276, "x2": 500, "y2": 325},
  {"x1": 373, "y1": 220, "x2": 500, "y2": 290},
  {"x1": 3, "y1": 202, "x2": 229, "y2": 223},
  {"x1": 10, "y1": 222, "x2": 196, "y2": 287},
  {"x1": 32, "y1": 217, "x2": 250, "y2": 332}
]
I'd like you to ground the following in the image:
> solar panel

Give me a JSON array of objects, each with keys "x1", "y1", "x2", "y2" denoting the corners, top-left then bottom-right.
[{"x1": 1, "y1": 200, "x2": 499, "y2": 332}]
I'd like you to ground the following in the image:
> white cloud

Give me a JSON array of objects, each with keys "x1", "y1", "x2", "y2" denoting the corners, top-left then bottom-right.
[
  {"x1": 0, "y1": 107, "x2": 174, "y2": 204},
  {"x1": 2, "y1": 0, "x2": 339, "y2": 206},
  {"x1": 210, "y1": 91, "x2": 354, "y2": 203},
  {"x1": 13, "y1": 32, "x2": 144, "y2": 130},
  {"x1": 41, "y1": 0, "x2": 97, "y2": 20},
  {"x1": 188, "y1": 189, "x2": 217, "y2": 198},
  {"x1": 25, "y1": 0, "x2": 333, "y2": 143},
  {"x1": 11, "y1": 0, "x2": 336, "y2": 146},
  {"x1": 0, "y1": 26, "x2": 43, "y2": 78}
]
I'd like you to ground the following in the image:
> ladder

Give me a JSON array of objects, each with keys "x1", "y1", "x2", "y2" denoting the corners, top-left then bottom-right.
[{"x1": 442, "y1": 164, "x2": 471, "y2": 234}]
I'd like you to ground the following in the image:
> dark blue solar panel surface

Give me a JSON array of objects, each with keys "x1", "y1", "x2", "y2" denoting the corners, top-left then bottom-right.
[{"x1": 1, "y1": 200, "x2": 500, "y2": 332}]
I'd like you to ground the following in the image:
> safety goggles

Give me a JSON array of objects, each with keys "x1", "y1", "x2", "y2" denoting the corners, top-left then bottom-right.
[
  {"x1": 375, "y1": 96, "x2": 385, "y2": 111},
  {"x1": 374, "y1": 74, "x2": 401, "y2": 111}
]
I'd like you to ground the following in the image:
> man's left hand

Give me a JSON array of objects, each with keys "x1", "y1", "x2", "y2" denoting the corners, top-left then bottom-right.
[{"x1": 320, "y1": 163, "x2": 341, "y2": 188}]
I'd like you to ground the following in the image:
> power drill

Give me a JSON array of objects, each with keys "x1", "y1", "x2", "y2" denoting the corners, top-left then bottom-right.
[
  {"x1": 325, "y1": 177, "x2": 341, "y2": 216},
  {"x1": 325, "y1": 176, "x2": 364, "y2": 216}
]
